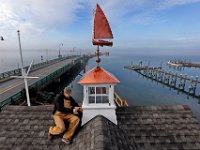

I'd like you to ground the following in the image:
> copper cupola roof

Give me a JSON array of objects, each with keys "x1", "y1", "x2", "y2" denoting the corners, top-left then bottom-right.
[{"x1": 79, "y1": 66, "x2": 120, "y2": 84}]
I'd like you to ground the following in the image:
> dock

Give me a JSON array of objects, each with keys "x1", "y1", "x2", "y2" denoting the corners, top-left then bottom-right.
[{"x1": 125, "y1": 65, "x2": 200, "y2": 100}]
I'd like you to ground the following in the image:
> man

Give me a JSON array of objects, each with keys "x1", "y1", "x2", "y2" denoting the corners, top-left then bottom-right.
[{"x1": 48, "y1": 87, "x2": 82, "y2": 144}]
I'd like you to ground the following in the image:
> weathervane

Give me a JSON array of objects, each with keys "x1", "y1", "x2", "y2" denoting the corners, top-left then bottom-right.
[{"x1": 92, "y1": 3, "x2": 113, "y2": 66}]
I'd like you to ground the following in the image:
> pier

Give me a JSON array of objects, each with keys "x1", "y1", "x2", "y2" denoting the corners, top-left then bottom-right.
[
  {"x1": 125, "y1": 65, "x2": 200, "y2": 100},
  {"x1": 0, "y1": 55, "x2": 91, "y2": 110},
  {"x1": 0, "y1": 56, "x2": 74, "y2": 82}
]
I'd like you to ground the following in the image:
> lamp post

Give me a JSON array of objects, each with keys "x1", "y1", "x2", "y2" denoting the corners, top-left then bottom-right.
[
  {"x1": 17, "y1": 30, "x2": 31, "y2": 106},
  {"x1": 73, "y1": 47, "x2": 76, "y2": 56},
  {"x1": 58, "y1": 43, "x2": 63, "y2": 58},
  {"x1": 1, "y1": 36, "x2": 4, "y2": 41},
  {"x1": 14, "y1": 30, "x2": 39, "y2": 106},
  {"x1": 46, "y1": 49, "x2": 48, "y2": 63}
]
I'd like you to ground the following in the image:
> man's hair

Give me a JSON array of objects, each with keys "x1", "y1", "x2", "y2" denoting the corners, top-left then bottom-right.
[{"x1": 64, "y1": 87, "x2": 71, "y2": 94}]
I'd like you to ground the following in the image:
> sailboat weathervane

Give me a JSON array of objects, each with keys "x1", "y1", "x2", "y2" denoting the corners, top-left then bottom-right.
[{"x1": 92, "y1": 3, "x2": 113, "y2": 66}]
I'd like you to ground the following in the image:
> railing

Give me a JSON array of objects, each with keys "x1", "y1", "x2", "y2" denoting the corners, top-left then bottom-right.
[
  {"x1": 114, "y1": 92, "x2": 129, "y2": 107},
  {"x1": 0, "y1": 90, "x2": 25, "y2": 110},
  {"x1": 0, "y1": 57, "x2": 83, "y2": 111},
  {"x1": 29, "y1": 57, "x2": 82, "y2": 89},
  {"x1": 0, "y1": 55, "x2": 76, "y2": 81}
]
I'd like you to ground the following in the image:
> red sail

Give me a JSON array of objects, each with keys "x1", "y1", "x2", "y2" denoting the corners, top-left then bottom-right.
[{"x1": 93, "y1": 4, "x2": 113, "y2": 40}]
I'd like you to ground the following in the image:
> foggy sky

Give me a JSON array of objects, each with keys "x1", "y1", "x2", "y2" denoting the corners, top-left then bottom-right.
[{"x1": 0, "y1": 0, "x2": 200, "y2": 55}]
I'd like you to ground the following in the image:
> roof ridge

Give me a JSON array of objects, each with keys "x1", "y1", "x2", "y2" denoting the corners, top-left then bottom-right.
[{"x1": 80, "y1": 115, "x2": 135, "y2": 149}]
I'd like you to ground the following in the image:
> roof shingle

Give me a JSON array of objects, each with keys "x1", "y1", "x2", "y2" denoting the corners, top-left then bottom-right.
[
  {"x1": 116, "y1": 105, "x2": 200, "y2": 150},
  {"x1": 0, "y1": 105, "x2": 200, "y2": 150},
  {"x1": 0, "y1": 106, "x2": 132, "y2": 150}
]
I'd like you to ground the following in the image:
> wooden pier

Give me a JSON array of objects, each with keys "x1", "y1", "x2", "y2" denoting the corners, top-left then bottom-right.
[{"x1": 125, "y1": 65, "x2": 200, "y2": 100}]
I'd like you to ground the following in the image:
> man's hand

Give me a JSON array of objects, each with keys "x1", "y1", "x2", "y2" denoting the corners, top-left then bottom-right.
[
  {"x1": 78, "y1": 107, "x2": 83, "y2": 112},
  {"x1": 73, "y1": 107, "x2": 80, "y2": 114},
  {"x1": 73, "y1": 107, "x2": 83, "y2": 114}
]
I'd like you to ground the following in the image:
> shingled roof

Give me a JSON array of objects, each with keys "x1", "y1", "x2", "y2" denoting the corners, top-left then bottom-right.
[
  {"x1": 0, "y1": 106, "x2": 133, "y2": 150},
  {"x1": 0, "y1": 105, "x2": 200, "y2": 150},
  {"x1": 117, "y1": 105, "x2": 200, "y2": 150}
]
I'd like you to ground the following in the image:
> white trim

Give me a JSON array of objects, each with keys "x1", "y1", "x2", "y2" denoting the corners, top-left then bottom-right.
[
  {"x1": 82, "y1": 107, "x2": 117, "y2": 125},
  {"x1": 81, "y1": 83, "x2": 118, "y2": 86},
  {"x1": 109, "y1": 85, "x2": 115, "y2": 106},
  {"x1": 83, "y1": 105, "x2": 116, "y2": 109}
]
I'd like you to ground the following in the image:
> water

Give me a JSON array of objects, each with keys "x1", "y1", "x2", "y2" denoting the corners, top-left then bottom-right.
[
  {"x1": 1, "y1": 50, "x2": 200, "y2": 120},
  {"x1": 70, "y1": 52, "x2": 200, "y2": 120}
]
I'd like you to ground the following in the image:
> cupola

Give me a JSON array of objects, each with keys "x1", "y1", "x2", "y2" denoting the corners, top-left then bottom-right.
[{"x1": 79, "y1": 66, "x2": 119, "y2": 125}]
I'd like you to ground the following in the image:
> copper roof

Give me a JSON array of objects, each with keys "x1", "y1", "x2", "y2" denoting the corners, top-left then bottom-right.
[{"x1": 79, "y1": 66, "x2": 120, "y2": 84}]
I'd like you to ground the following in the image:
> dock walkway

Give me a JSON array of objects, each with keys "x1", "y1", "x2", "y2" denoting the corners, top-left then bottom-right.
[{"x1": 125, "y1": 65, "x2": 200, "y2": 100}]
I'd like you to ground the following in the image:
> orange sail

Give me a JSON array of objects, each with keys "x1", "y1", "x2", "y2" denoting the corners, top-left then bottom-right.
[{"x1": 93, "y1": 4, "x2": 113, "y2": 47}]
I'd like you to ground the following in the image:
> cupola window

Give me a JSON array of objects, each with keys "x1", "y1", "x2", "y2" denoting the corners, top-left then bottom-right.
[{"x1": 88, "y1": 86, "x2": 109, "y2": 104}]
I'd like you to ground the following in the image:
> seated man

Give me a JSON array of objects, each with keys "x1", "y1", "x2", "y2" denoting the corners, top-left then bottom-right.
[{"x1": 48, "y1": 87, "x2": 82, "y2": 144}]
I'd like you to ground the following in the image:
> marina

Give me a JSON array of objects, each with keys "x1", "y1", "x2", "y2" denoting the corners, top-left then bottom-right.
[{"x1": 125, "y1": 65, "x2": 200, "y2": 100}]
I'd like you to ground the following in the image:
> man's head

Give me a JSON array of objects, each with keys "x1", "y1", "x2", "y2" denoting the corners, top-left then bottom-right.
[{"x1": 63, "y1": 87, "x2": 71, "y2": 97}]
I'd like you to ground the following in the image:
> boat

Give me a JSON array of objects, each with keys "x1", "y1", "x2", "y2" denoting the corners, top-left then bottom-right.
[{"x1": 167, "y1": 60, "x2": 183, "y2": 67}]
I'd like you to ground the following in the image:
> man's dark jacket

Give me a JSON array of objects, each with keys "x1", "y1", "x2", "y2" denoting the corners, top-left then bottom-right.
[{"x1": 53, "y1": 92, "x2": 79, "y2": 115}]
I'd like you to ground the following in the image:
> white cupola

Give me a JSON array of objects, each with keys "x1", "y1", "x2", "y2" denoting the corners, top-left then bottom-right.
[{"x1": 79, "y1": 66, "x2": 120, "y2": 125}]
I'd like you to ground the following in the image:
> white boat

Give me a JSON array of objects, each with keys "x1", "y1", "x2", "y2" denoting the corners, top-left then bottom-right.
[{"x1": 167, "y1": 61, "x2": 183, "y2": 67}]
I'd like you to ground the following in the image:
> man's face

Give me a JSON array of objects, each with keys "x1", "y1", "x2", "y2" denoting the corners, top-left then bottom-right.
[{"x1": 64, "y1": 90, "x2": 70, "y2": 97}]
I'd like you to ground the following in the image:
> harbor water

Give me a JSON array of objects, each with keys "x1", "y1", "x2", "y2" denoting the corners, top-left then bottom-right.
[
  {"x1": 70, "y1": 51, "x2": 200, "y2": 120},
  {"x1": 1, "y1": 50, "x2": 200, "y2": 120}
]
